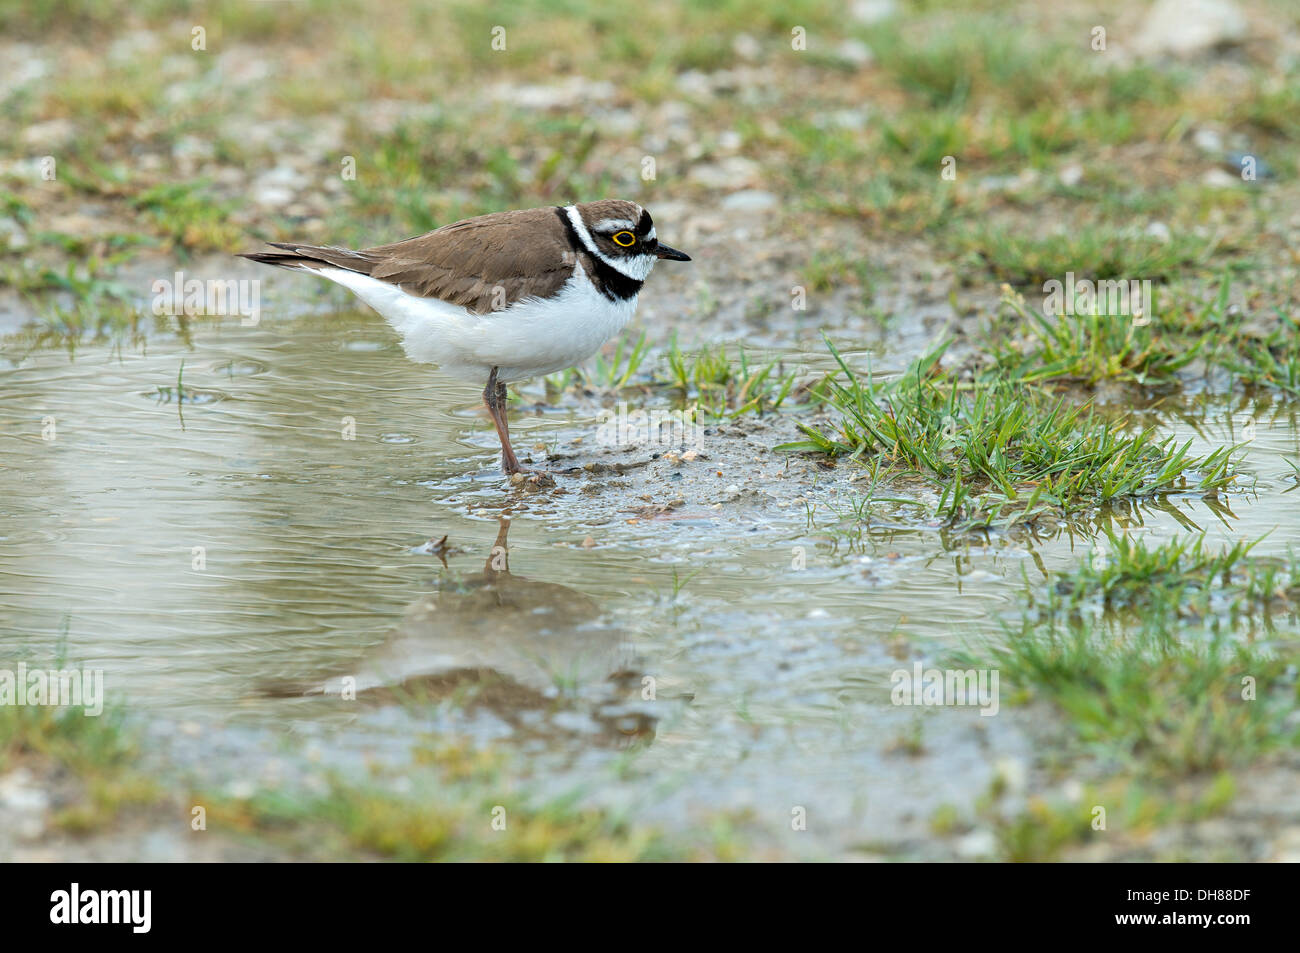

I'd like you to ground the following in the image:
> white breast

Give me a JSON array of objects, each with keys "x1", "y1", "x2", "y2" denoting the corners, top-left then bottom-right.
[{"x1": 314, "y1": 263, "x2": 639, "y2": 383}]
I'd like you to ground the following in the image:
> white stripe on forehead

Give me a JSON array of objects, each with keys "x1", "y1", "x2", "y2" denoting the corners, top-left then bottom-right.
[
  {"x1": 564, "y1": 205, "x2": 657, "y2": 281},
  {"x1": 565, "y1": 205, "x2": 606, "y2": 257},
  {"x1": 593, "y1": 218, "x2": 635, "y2": 232}
]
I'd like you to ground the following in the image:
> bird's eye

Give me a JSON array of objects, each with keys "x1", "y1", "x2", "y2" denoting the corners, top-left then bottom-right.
[{"x1": 611, "y1": 231, "x2": 636, "y2": 247}]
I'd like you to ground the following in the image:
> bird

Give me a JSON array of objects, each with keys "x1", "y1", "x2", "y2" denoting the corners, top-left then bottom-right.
[{"x1": 239, "y1": 199, "x2": 690, "y2": 476}]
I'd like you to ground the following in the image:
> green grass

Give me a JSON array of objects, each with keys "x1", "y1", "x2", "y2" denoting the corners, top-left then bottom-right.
[
  {"x1": 774, "y1": 11, "x2": 1193, "y2": 232},
  {"x1": 660, "y1": 337, "x2": 798, "y2": 420},
  {"x1": 0, "y1": 694, "x2": 130, "y2": 775},
  {"x1": 990, "y1": 285, "x2": 1208, "y2": 386},
  {"x1": 800, "y1": 250, "x2": 877, "y2": 295},
  {"x1": 546, "y1": 333, "x2": 808, "y2": 421},
  {"x1": 1240, "y1": 68, "x2": 1300, "y2": 139},
  {"x1": 0, "y1": 685, "x2": 161, "y2": 833},
  {"x1": 973, "y1": 592, "x2": 1297, "y2": 776},
  {"x1": 1122, "y1": 278, "x2": 1300, "y2": 396},
  {"x1": 1, "y1": 253, "x2": 135, "y2": 301},
  {"x1": 869, "y1": 20, "x2": 1079, "y2": 110},
  {"x1": 131, "y1": 180, "x2": 244, "y2": 253},
  {"x1": 954, "y1": 224, "x2": 1220, "y2": 287},
  {"x1": 0, "y1": 670, "x2": 740, "y2": 859},
  {"x1": 339, "y1": 112, "x2": 611, "y2": 240},
  {"x1": 781, "y1": 339, "x2": 1239, "y2": 527},
  {"x1": 210, "y1": 781, "x2": 687, "y2": 861},
  {"x1": 865, "y1": 13, "x2": 1186, "y2": 127},
  {"x1": 941, "y1": 499, "x2": 1300, "y2": 858},
  {"x1": 985, "y1": 276, "x2": 1299, "y2": 390},
  {"x1": 951, "y1": 538, "x2": 1300, "y2": 781},
  {"x1": 878, "y1": 107, "x2": 970, "y2": 168},
  {"x1": 1046, "y1": 531, "x2": 1300, "y2": 627},
  {"x1": 985, "y1": 772, "x2": 1236, "y2": 862},
  {"x1": 205, "y1": 733, "x2": 743, "y2": 861},
  {"x1": 5, "y1": 0, "x2": 1292, "y2": 325},
  {"x1": 1220, "y1": 309, "x2": 1300, "y2": 395}
]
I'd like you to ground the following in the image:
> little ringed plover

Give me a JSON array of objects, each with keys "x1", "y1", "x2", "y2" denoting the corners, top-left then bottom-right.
[{"x1": 240, "y1": 199, "x2": 690, "y2": 475}]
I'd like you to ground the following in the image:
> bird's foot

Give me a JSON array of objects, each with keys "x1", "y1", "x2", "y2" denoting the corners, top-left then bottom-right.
[{"x1": 507, "y1": 469, "x2": 556, "y2": 490}]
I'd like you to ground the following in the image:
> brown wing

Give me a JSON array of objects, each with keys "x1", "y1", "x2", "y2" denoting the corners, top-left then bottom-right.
[
  {"x1": 366, "y1": 206, "x2": 577, "y2": 314},
  {"x1": 240, "y1": 206, "x2": 576, "y2": 315}
]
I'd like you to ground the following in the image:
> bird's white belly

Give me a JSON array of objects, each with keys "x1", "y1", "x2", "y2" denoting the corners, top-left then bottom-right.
[{"x1": 317, "y1": 264, "x2": 637, "y2": 383}]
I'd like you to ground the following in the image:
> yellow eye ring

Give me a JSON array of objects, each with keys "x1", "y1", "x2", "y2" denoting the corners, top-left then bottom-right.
[{"x1": 611, "y1": 231, "x2": 636, "y2": 247}]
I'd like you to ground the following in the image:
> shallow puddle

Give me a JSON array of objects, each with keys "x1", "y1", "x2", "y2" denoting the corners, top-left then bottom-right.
[{"x1": 2, "y1": 303, "x2": 1298, "y2": 857}]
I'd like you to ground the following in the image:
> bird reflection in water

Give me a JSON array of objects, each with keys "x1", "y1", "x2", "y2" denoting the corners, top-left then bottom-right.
[{"x1": 265, "y1": 518, "x2": 657, "y2": 745}]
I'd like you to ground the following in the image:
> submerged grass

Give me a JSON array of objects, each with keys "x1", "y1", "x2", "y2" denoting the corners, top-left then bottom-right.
[
  {"x1": 659, "y1": 337, "x2": 798, "y2": 420},
  {"x1": 543, "y1": 335, "x2": 803, "y2": 423},
  {"x1": 1048, "y1": 530, "x2": 1300, "y2": 633},
  {"x1": 782, "y1": 338, "x2": 1238, "y2": 526},
  {"x1": 1056, "y1": 531, "x2": 1262, "y2": 609}
]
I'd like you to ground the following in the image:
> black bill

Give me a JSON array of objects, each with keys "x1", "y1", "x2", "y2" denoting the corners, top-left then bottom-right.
[{"x1": 654, "y1": 242, "x2": 691, "y2": 261}]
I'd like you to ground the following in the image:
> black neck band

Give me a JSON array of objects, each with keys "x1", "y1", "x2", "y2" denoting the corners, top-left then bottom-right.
[{"x1": 555, "y1": 206, "x2": 643, "y2": 302}]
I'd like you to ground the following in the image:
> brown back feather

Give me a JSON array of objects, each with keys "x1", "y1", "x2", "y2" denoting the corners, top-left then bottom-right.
[{"x1": 239, "y1": 206, "x2": 577, "y2": 315}]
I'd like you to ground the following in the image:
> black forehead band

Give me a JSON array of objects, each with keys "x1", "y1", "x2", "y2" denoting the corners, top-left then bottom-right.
[{"x1": 637, "y1": 208, "x2": 654, "y2": 234}]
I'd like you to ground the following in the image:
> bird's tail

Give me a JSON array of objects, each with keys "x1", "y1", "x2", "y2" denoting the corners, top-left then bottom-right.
[{"x1": 237, "y1": 242, "x2": 378, "y2": 276}]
